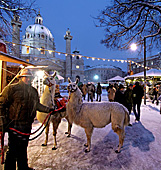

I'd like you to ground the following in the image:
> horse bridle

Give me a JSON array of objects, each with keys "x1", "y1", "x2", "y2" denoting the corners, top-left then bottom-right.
[
  {"x1": 46, "y1": 77, "x2": 55, "y2": 87},
  {"x1": 68, "y1": 84, "x2": 78, "y2": 93}
]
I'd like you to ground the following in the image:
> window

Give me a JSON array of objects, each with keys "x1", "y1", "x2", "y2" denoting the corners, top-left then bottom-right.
[
  {"x1": 26, "y1": 47, "x2": 29, "y2": 54},
  {"x1": 41, "y1": 47, "x2": 45, "y2": 54},
  {"x1": 76, "y1": 65, "x2": 80, "y2": 69},
  {"x1": 41, "y1": 34, "x2": 45, "y2": 39}
]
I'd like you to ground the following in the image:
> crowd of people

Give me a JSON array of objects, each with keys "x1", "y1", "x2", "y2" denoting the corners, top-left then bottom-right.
[
  {"x1": 78, "y1": 81, "x2": 146, "y2": 123},
  {"x1": 78, "y1": 81, "x2": 161, "y2": 122}
]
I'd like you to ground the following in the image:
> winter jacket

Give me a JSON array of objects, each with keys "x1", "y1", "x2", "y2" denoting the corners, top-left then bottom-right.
[
  {"x1": 82, "y1": 84, "x2": 87, "y2": 95},
  {"x1": 0, "y1": 80, "x2": 50, "y2": 130},
  {"x1": 96, "y1": 85, "x2": 102, "y2": 95},
  {"x1": 124, "y1": 88, "x2": 133, "y2": 105},
  {"x1": 114, "y1": 89, "x2": 126, "y2": 106},
  {"x1": 132, "y1": 85, "x2": 144, "y2": 104},
  {"x1": 87, "y1": 84, "x2": 95, "y2": 94}
]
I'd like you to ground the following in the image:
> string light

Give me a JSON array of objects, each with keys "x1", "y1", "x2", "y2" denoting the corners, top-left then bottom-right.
[{"x1": 4, "y1": 40, "x2": 158, "y2": 70}]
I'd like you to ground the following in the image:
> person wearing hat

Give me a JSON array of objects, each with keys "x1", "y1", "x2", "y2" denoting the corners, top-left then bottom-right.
[
  {"x1": 114, "y1": 84, "x2": 126, "y2": 106},
  {"x1": 132, "y1": 81, "x2": 144, "y2": 121},
  {"x1": 0, "y1": 69, "x2": 55, "y2": 170}
]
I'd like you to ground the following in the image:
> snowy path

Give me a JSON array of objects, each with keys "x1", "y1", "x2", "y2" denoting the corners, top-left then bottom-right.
[{"x1": 1, "y1": 91, "x2": 161, "y2": 170}]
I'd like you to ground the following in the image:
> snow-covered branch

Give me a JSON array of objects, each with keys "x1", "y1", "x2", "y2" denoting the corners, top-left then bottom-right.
[{"x1": 95, "y1": 0, "x2": 161, "y2": 51}]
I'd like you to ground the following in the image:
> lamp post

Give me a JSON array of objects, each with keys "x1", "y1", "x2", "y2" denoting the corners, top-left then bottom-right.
[
  {"x1": 143, "y1": 37, "x2": 146, "y2": 105},
  {"x1": 130, "y1": 40, "x2": 147, "y2": 105}
]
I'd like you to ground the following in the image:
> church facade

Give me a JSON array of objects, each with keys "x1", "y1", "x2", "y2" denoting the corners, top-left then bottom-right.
[{"x1": 20, "y1": 13, "x2": 84, "y2": 82}]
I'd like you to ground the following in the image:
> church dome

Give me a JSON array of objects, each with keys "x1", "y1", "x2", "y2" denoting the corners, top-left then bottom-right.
[
  {"x1": 21, "y1": 13, "x2": 55, "y2": 59},
  {"x1": 24, "y1": 13, "x2": 54, "y2": 40},
  {"x1": 26, "y1": 24, "x2": 53, "y2": 39}
]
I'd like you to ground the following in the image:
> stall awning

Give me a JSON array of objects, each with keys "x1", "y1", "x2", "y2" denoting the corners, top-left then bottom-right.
[{"x1": 0, "y1": 51, "x2": 35, "y2": 66}]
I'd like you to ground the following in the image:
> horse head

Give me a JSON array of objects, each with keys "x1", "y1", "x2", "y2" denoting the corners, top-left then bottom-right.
[
  {"x1": 67, "y1": 78, "x2": 79, "y2": 93},
  {"x1": 43, "y1": 71, "x2": 57, "y2": 87}
]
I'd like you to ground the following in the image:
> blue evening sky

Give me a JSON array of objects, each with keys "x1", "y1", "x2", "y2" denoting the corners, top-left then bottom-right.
[{"x1": 21, "y1": 0, "x2": 158, "y2": 72}]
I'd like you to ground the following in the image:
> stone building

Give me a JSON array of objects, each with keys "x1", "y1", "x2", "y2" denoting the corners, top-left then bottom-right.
[
  {"x1": 17, "y1": 13, "x2": 84, "y2": 82},
  {"x1": 130, "y1": 52, "x2": 161, "y2": 74},
  {"x1": 84, "y1": 65, "x2": 125, "y2": 84}
]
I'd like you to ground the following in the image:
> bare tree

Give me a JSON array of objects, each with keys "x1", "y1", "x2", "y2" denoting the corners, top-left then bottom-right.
[
  {"x1": 95, "y1": 0, "x2": 161, "y2": 52},
  {"x1": 0, "y1": 0, "x2": 37, "y2": 38}
]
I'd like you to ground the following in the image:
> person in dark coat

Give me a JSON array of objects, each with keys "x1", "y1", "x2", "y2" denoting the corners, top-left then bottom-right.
[
  {"x1": 0, "y1": 69, "x2": 55, "y2": 170},
  {"x1": 132, "y1": 82, "x2": 144, "y2": 121},
  {"x1": 87, "y1": 83, "x2": 95, "y2": 102},
  {"x1": 96, "y1": 82, "x2": 102, "y2": 102},
  {"x1": 152, "y1": 85, "x2": 159, "y2": 105},
  {"x1": 114, "y1": 84, "x2": 126, "y2": 106},
  {"x1": 124, "y1": 84, "x2": 133, "y2": 115}
]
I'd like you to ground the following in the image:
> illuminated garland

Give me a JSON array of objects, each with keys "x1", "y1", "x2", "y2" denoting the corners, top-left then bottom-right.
[{"x1": 4, "y1": 40, "x2": 158, "y2": 70}]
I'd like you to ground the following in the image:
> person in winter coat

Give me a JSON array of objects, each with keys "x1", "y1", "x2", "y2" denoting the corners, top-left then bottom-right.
[
  {"x1": 107, "y1": 84, "x2": 116, "y2": 102},
  {"x1": 152, "y1": 85, "x2": 159, "y2": 105},
  {"x1": 124, "y1": 84, "x2": 133, "y2": 115},
  {"x1": 87, "y1": 83, "x2": 95, "y2": 102},
  {"x1": 114, "y1": 84, "x2": 126, "y2": 106},
  {"x1": 96, "y1": 82, "x2": 102, "y2": 102},
  {"x1": 0, "y1": 69, "x2": 55, "y2": 170},
  {"x1": 132, "y1": 82, "x2": 144, "y2": 121},
  {"x1": 82, "y1": 84, "x2": 88, "y2": 100}
]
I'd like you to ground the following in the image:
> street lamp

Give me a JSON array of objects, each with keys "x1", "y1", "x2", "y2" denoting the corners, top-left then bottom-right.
[
  {"x1": 143, "y1": 37, "x2": 146, "y2": 105},
  {"x1": 94, "y1": 75, "x2": 99, "y2": 80},
  {"x1": 130, "y1": 43, "x2": 137, "y2": 51},
  {"x1": 130, "y1": 39, "x2": 147, "y2": 105}
]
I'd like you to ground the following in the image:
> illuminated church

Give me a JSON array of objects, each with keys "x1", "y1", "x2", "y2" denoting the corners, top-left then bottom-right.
[{"x1": 19, "y1": 13, "x2": 84, "y2": 82}]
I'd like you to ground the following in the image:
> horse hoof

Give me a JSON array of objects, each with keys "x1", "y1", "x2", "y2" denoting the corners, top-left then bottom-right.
[
  {"x1": 84, "y1": 144, "x2": 88, "y2": 147},
  {"x1": 67, "y1": 134, "x2": 70, "y2": 137},
  {"x1": 42, "y1": 144, "x2": 47, "y2": 146},
  {"x1": 85, "y1": 149, "x2": 90, "y2": 153},
  {"x1": 115, "y1": 150, "x2": 120, "y2": 153},
  {"x1": 65, "y1": 132, "x2": 68, "y2": 134},
  {"x1": 52, "y1": 147, "x2": 57, "y2": 150}
]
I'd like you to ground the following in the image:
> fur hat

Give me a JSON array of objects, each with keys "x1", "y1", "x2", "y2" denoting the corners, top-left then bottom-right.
[{"x1": 17, "y1": 69, "x2": 33, "y2": 78}]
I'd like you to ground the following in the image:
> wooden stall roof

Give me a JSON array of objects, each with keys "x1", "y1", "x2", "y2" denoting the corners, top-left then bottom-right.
[{"x1": 0, "y1": 51, "x2": 35, "y2": 66}]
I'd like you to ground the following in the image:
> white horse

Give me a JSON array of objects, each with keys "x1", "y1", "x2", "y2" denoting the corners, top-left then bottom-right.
[
  {"x1": 37, "y1": 72, "x2": 72, "y2": 150},
  {"x1": 66, "y1": 78, "x2": 130, "y2": 153}
]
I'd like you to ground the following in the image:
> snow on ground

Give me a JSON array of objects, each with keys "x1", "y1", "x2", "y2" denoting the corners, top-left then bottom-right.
[{"x1": 1, "y1": 90, "x2": 161, "y2": 170}]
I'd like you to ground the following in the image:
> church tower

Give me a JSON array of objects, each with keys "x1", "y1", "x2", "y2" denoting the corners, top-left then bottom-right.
[
  {"x1": 64, "y1": 28, "x2": 73, "y2": 81},
  {"x1": 11, "y1": 13, "x2": 22, "y2": 58}
]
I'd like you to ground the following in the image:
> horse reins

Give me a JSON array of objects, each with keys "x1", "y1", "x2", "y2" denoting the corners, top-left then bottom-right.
[{"x1": 46, "y1": 77, "x2": 55, "y2": 87}]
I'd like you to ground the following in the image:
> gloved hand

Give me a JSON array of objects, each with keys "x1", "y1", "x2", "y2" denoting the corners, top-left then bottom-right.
[{"x1": 49, "y1": 108, "x2": 55, "y2": 115}]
